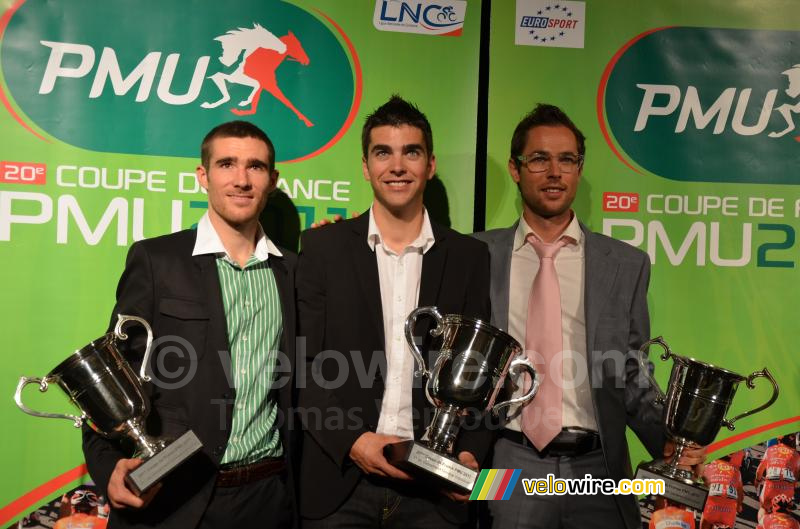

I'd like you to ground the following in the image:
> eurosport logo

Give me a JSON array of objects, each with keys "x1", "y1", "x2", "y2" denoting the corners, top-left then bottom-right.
[
  {"x1": 0, "y1": 0, "x2": 361, "y2": 162},
  {"x1": 600, "y1": 27, "x2": 800, "y2": 184},
  {"x1": 373, "y1": 0, "x2": 467, "y2": 37},
  {"x1": 515, "y1": 0, "x2": 585, "y2": 48}
]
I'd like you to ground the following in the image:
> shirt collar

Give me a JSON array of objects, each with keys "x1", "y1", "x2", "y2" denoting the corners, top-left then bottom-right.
[
  {"x1": 191, "y1": 212, "x2": 282, "y2": 262},
  {"x1": 513, "y1": 211, "x2": 583, "y2": 251},
  {"x1": 367, "y1": 205, "x2": 435, "y2": 254}
]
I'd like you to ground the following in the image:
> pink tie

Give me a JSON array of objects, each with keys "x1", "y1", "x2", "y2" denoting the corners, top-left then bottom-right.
[{"x1": 522, "y1": 234, "x2": 569, "y2": 450}]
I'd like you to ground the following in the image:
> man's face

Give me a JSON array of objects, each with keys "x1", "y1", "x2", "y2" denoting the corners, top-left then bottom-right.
[
  {"x1": 196, "y1": 136, "x2": 276, "y2": 229},
  {"x1": 509, "y1": 124, "x2": 581, "y2": 222},
  {"x1": 362, "y1": 124, "x2": 435, "y2": 215}
]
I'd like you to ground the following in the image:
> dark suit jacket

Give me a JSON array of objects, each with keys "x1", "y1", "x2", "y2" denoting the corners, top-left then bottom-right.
[
  {"x1": 82, "y1": 229, "x2": 297, "y2": 529},
  {"x1": 296, "y1": 213, "x2": 492, "y2": 520},
  {"x1": 473, "y1": 222, "x2": 666, "y2": 529}
]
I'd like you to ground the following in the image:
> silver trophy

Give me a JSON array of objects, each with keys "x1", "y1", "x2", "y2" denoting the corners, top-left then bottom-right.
[
  {"x1": 384, "y1": 306, "x2": 540, "y2": 492},
  {"x1": 634, "y1": 336, "x2": 779, "y2": 509},
  {"x1": 15, "y1": 314, "x2": 202, "y2": 494}
]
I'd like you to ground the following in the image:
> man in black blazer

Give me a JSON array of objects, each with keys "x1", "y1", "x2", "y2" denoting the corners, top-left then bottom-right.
[
  {"x1": 297, "y1": 96, "x2": 492, "y2": 528},
  {"x1": 82, "y1": 121, "x2": 296, "y2": 529}
]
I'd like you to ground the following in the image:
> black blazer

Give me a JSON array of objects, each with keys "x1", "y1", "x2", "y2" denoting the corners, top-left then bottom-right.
[
  {"x1": 295, "y1": 213, "x2": 492, "y2": 520},
  {"x1": 82, "y1": 229, "x2": 297, "y2": 529}
]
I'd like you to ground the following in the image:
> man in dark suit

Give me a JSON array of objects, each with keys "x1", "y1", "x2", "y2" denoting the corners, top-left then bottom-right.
[
  {"x1": 473, "y1": 104, "x2": 704, "y2": 529},
  {"x1": 296, "y1": 96, "x2": 492, "y2": 528},
  {"x1": 82, "y1": 121, "x2": 296, "y2": 529}
]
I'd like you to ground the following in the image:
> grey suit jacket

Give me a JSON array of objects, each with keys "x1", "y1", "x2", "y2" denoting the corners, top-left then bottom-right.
[{"x1": 474, "y1": 221, "x2": 666, "y2": 529}]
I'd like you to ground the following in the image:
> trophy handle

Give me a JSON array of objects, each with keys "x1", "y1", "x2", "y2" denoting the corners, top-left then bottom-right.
[
  {"x1": 405, "y1": 306, "x2": 444, "y2": 407},
  {"x1": 14, "y1": 376, "x2": 85, "y2": 427},
  {"x1": 114, "y1": 314, "x2": 154, "y2": 383},
  {"x1": 722, "y1": 368, "x2": 780, "y2": 430},
  {"x1": 405, "y1": 306, "x2": 444, "y2": 380},
  {"x1": 490, "y1": 356, "x2": 540, "y2": 415},
  {"x1": 638, "y1": 336, "x2": 672, "y2": 404}
]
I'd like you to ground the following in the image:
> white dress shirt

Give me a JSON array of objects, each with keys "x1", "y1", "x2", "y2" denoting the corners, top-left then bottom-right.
[
  {"x1": 368, "y1": 207, "x2": 435, "y2": 440},
  {"x1": 192, "y1": 212, "x2": 282, "y2": 261},
  {"x1": 505, "y1": 213, "x2": 597, "y2": 433}
]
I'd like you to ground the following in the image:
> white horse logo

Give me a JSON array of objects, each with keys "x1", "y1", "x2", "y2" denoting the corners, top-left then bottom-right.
[
  {"x1": 769, "y1": 64, "x2": 800, "y2": 138},
  {"x1": 201, "y1": 24, "x2": 285, "y2": 110},
  {"x1": 200, "y1": 23, "x2": 313, "y2": 126}
]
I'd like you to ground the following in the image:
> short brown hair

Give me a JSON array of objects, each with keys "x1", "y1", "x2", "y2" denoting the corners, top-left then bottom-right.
[
  {"x1": 361, "y1": 95, "x2": 433, "y2": 158},
  {"x1": 510, "y1": 104, "x2": 585, "y2": 168},
  {"x1": 200, "y1": 120, "x2": 275, "y2": 170}
]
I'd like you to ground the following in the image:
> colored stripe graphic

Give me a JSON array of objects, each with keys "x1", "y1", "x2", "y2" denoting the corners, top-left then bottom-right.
[
  {"x1": 469, "y1": 469, "x2": 490, "y2": 500},
  {"x1": 502, "y1": 470, "x2": 522, "y2": 500},
  {"x1": 478, "y1": 469, "x2": 498, "y2": 500},
  {"x1": 469, "y1": 469, "x2": 521, "y2": 500}
]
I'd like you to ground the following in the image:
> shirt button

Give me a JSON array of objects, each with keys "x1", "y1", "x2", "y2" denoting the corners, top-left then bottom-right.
[
  {"x1": 244, "y1": 300, "x2": 251, "y2": 306},
  {"x1": 242, "y1": 336, "x2": 248, "y2": 342},
  {"x1": 240, "y1": 368, "x2": 247, "y2": 375},
  {"x1": 237, "y1": 403, "x2": 244, "y2": 410},
  {"x1": 230, "y1": 436, "x2": 238, "y2": 443}
]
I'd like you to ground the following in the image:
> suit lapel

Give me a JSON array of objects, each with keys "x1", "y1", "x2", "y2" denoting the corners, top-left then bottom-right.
[
  {"x1": 349, "y1": 214, "x2": 385, "y2": 346},
  {"x1": 418, "y1": 222, "x2": 447, "y2": 309},
  {"x1": 583, "y1": 225, "x2": 619, "y2": 354},
  {"x1": 270, "y1": 256, "x2": 293, "y2": 340},
  {"x1": 194, "y1": 251, "x2": 231, "y2": 365},
  {"x1": 489, "y1": 224, "x2": 516, "y2": 331}
]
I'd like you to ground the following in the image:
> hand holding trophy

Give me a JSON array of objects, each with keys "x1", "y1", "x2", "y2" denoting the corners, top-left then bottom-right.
[
  {"x1": 15, "y1": 315, "x2": 202, "y2": 495},
  {"x1": 634, "y1": 336, "x2": 779, "y2": 509},
  {"x1": 384, "y1": 306, "x2": 540, "y2": 493}
]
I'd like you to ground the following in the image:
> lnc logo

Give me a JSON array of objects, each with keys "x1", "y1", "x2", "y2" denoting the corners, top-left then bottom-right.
[
  {"x1": 1, "y1": 0, "x2": 361, "y2": 161},
  {"x1": 600, "y1": 27, "x2": 800, "y2": 184},
  {"x1": 373, "y1": 0, "x2": 467, "y2": 36}
]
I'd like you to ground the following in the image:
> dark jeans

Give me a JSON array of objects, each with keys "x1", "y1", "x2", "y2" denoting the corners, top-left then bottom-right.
[
  {"x1": 302, "y1": 476, "x2": 467, "y2": 529},
  {"x1": 199, "y1": 472, "x2": 294, "y2": 529}
]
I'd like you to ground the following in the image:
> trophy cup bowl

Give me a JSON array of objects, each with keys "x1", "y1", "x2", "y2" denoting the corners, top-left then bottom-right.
[
  {"x1": 634, "y1": 336, "x2": 779, "y2": 509},
  {"x1": 15, "y1": 315, "x2": 202, "y2": 494},
  {"x1": 384, "y1": 306, "x2": 540, "y2": 493}
]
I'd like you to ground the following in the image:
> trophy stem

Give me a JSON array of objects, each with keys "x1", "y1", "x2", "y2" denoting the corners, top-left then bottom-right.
[
  {"x1": 655, "y1": 440, "x2": 695, "y2": 483},
  {"x1": 668, "y1": 441, "x2": 685, "y2": 471},
  {"x1": 425, "y1": 404, "x2": 462, "y2": 453},
  {"x1": 122, "y1": 419, "x2": 164, "y2": 459}
]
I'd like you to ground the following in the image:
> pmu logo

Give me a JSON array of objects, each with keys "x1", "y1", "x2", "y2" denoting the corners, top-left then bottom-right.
[
  {"x1": 373, "y1": 0, "x2": 467, "y2": 36},
  {"x1": 0, "y1": 0, "x2": 361, "y2": 162},
  {"x1": 600, "y1": 27, "x2": 800, "y2": 184}
]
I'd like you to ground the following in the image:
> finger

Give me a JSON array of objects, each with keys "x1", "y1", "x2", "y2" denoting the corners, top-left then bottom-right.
[
  {"x1": 457, "y1": 451, "x2": 479, "y2": 470},
  {"x1": 379, "y1": 461, "x2": 412, "y2": 480},
  {"x1": 140, "y1": 482, "x2": 162, "y2": 505},
  {"x1": 109, "y1": 486, "x2": 145, "y2": 509}
]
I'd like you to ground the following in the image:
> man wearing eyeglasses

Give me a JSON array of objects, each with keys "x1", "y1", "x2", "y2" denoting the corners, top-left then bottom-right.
[{"x1": 474, "y1": 104, "x2": 704, "y2": 529}]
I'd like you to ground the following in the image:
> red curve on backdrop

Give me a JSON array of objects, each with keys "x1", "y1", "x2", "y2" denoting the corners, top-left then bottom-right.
[
  {"x1": 707, "y1": 415, "x2": 800, "y2": 455},
  {"x1": 595, "y1": 26, "x2": 673, "y2": 175},
  {"x1": 283, "y1": 8, "x2": 362, "y2": 164},
  {"x1": 3, "y1": 416, "x2": 798, "y2": 525},
  {"x1": 0, "y1": 464, "x2": 87, "y2": 526},
  {"x1": 0, "y1": 0, "x2": 50, "y2": 143}
]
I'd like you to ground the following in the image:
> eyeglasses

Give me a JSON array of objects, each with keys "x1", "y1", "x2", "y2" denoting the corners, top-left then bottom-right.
[{"x1": 516, "y1": 153, "x2": 584, "y2": 173}]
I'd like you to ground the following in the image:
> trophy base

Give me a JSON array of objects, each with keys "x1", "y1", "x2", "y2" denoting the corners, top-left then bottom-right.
[
  {"x1": 384, "y1": 440, "x2": 477, "y2": 493},
  {"x1": 635, "y1": 461, "x2": 708, "y2": 510},
  {"x1": 125, "y1": 430, "x2": 203, "y2": 495}
]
